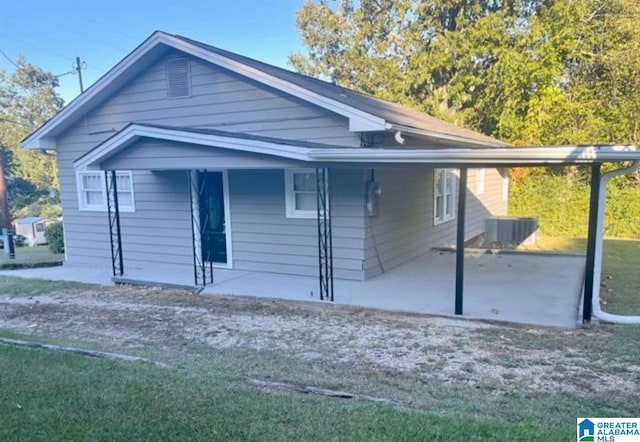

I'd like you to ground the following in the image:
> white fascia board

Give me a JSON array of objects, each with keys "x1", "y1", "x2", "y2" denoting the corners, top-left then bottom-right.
[
  {"x1": 73, "y1": 125, "x2": 312, "y2": 170},
  {"x1": 388, "y1": 124, "x2": 508, "y2": 148},
  {"x1": 23, "y1": 31, "x2": 387, "y2": 150},
  {"x1": 308, "y1": 145, "x2": 640, "y2": 164}
]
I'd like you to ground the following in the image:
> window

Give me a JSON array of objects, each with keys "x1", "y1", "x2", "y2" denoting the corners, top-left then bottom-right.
[
  {"x1": 284, "y1": 169, "x2": 321, "y2": 218},
  {"x1": 476, "y1": 168, "x2": 485, "y2": 195},
  {"x1": 114, "y1": 173, "x2": 134, "y2": 209},
  {"x1": 77, "y1": 171, "x2": 135, "y2": 212},
  {"x1": 434, "y1": 169, "x2": 456, "y2": 225},
  {"x1": 78, "y1": 172, "x2": 105, "y2": 211}
]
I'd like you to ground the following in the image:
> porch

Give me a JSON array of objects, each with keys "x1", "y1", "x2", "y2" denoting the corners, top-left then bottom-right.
[{"x1": 108, "y1": 249, "x2": 584, "y2": 327}]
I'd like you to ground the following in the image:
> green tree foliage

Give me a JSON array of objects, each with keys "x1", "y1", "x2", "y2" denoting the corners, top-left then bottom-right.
[
  {"x1": 0, "y1": 56, "x2": 64, "y2": 215},
  {"x1": 292, "y1": 0, "x2": 640, "y2": 237},
  {"x1": 291, "y1": 0, "x2": 640, "y2": 147}
]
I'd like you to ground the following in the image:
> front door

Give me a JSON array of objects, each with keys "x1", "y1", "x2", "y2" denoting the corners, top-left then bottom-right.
[{"x1": 198, "y1": 171, "x2": 227, "y2": 264}]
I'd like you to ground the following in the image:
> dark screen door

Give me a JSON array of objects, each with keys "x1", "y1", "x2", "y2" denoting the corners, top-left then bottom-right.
[{"x1": 199, "y1": 171, "x2": 227, "y2": 264}]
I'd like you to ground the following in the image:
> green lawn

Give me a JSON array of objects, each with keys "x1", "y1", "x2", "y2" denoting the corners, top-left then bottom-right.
[
  {"x1": 0, "y1": 345, "x2": 565, "y2": 442},
  {"x1": 522, "y1": 236, "x2": 640, "y2": 315},
  {"x1": 0, "y1": 237, "x2": 639, "y2": 441},
  {"x1": 0, "y1": 245, "x2": 63, "y2": 269},
  {"x1": 0, "y1": 275, "x2": 89, "y2": 296}
]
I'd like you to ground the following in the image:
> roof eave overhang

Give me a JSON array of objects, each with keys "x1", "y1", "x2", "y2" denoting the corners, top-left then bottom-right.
[
  {"x1": 76, "y1": 126, "x2": 639, "y2": 170},
  {"x1": 23, "y1": 31, "x2": 387, "y2": 150},
  {"x1": 73, "y1": 124, "x2": 312, "y2": 170}
]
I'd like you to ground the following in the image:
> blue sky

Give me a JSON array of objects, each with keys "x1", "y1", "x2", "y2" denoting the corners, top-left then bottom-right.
[{"x1": 0, "y1": 0, "x2": 306, "y2": 103}]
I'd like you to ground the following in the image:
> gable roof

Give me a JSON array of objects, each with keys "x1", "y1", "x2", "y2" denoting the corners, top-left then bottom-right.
[
  {"x1": 23, "y1": 31, "x2": 505, "y2": 150},
  {"x1": 173, "y1": 34, "x2": 504, "y2": 147}
]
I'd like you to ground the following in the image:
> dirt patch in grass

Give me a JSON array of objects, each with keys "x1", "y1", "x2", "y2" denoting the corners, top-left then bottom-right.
[{"x1": 1, "y1": 282, "x2": 638, "y2": 400}]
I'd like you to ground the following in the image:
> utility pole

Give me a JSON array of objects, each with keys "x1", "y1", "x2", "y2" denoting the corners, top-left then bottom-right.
[
  {"x1": 0, "y1": 151, "x2": 15, "y2": 259},
  {"x1": 74, "y1": 56, "x2": 85, "y2": 93}
]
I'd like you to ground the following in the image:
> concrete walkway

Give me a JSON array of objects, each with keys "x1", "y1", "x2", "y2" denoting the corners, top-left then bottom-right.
[
  {"x1": 0, "y1": 250, "x2": 585, "y2": 327},
  {"x1": 0, "y1": 265, "x2": 114, "y2": 286}
]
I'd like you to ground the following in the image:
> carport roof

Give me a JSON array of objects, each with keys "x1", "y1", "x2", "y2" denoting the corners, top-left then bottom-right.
[{"x1": 74, "y1": 123, "x2": 640, "y2": 171}]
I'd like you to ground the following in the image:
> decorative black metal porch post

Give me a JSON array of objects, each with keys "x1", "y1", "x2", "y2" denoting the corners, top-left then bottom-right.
[
  {"x1": 188, "y1": 171, "x2": 199, "y2": 286},
  {"x1": 105, "y1": 170, "x2": 124, "y2": 277},
  {"x1": 199, "y1": 170, "x2": 213, "y2": 285},
  {"x1": 188, "y1": 170, "x2": 208, "y2": 287},
  {"x1": 316, "y1": 167, "x2": 334, "y2": 301},
  {"x1": 583, "y1": 163, "x2": 602, "y2": 323},
  {"x1": 455, "y1": 168, "x2": 468, "y2": 315}
]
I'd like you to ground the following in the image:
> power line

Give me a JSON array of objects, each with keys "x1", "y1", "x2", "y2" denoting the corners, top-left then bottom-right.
[
  {"x1": 0, "y1": 33, "x2": 75, "y2": 62},
  {"x1": 0, "y1": 47, "x2": 18, "y2": 68},
  {"x1": 54, "y1": 70, "x2": 75, "y2": 79},
  {"x1": 0, "y1": 49, "x2": 87, "y2": 84},
  {"x1": 0, "y1": 46, "x2": 91, "y2": 88}
]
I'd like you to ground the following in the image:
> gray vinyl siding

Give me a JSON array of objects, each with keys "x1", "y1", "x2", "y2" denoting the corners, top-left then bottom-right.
[
  {"x1": 78, "y1": 49, "x2": 359, "y2": 145},
  {"x1": 56, "y1": 49, "x2": 359, "y2": 273},
  {"x1": 364, "y1": 168, "x2": 507, "y2": 279},
  {"x1": 61, "y1": 168, "x2": 193, "y2": 273},
  {"x1": 229, "y1": 169, "x2": 366, "y2": 281}
]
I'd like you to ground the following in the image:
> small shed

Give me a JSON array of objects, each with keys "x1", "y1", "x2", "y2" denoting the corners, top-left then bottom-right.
[{"x1": 14, "y1": 217, "x2": 57, "y2": 246}]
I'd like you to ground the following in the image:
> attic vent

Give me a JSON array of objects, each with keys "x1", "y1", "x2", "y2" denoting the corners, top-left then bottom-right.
[{"x1": 166, "y1": 58, "x2": 191, "y2": 98}]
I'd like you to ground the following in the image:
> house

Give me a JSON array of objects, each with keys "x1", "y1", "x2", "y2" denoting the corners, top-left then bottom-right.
[
  {"x1": 578, "y1": 419, "x2": 595, "y2": 440},
  {"x1": 14, "y1": 217, "x2": 58, "y2": 246},
  {"x1": 22, "y1": 31, "x2": 640, "y2": 323}
]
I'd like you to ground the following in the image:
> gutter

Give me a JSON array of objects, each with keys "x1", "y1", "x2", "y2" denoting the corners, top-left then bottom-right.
[
  {"x1": 593, "y1": 160, "x2": 640, "y2": 324},
  {"x1": 308, "y1": 145, "x2": 640, "y2": 164}
]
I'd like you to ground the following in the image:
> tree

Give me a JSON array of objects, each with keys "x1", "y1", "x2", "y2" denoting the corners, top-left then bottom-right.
[
  {"x1": 290, "y1": 0, "x2": 640, "y2": 147},
  {"x1": 0, "y1": 56, "x2": 64, "y2": 214},
  {"x1": 291, "y1": 0, "x2": 546, "y2": 134}
]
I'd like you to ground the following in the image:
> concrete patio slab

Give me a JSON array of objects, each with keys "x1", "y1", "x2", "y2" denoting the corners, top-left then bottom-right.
[
  {"x1": 202, "y1": 251, "x2": 585, "y2": 327},
  {"x1": 0, "y1": 250, "x2": 585, "y2": 327}
]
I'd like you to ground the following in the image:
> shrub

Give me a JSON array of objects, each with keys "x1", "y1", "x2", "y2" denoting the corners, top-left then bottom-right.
[
  {"x1": 509, "y1": 174, "x2": 640, "y2": 239},
  {"x1": 44, "y1": 222, "x2": 65, "y2": 254}
]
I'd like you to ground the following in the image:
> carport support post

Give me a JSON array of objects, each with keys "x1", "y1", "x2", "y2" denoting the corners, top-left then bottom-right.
[
  {"x1": 583, "y1": 163, "x2": 602, "y2": 323},
  {"x1": 455, "y1": 168, "x2": 468, "y2": 315}
]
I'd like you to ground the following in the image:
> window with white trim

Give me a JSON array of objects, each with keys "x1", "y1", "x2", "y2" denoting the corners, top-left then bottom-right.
[
  {"x1": 476, "y1": 168, "x2": 485, "y2": 195},
  {"x1": 284, "y1": 169, "x2": 321, "y2": 218},
  {"x1": 78, "y1": 172, "x2": 105, "y2": 211},
  {"x1": 77, "y1": 171, "x2": 135, "y2": 212},
  {"x1": 434, "y1": 169, "x2": 456, "y2": 225},
  {"x1": 114, "y1": 173, "x2": 134, "y2": 209}
]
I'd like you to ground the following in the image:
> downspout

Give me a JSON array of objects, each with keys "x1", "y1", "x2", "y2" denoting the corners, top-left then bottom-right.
[{"x1": 593, "y1": 160, "x2": 640, "y2": 323}]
